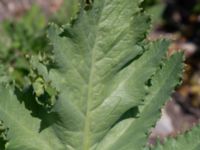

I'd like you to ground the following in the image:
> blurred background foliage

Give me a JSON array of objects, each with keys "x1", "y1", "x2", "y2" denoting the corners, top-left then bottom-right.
[{"x1": 0, "y1": 0, "x2": 80, "y2": 87}]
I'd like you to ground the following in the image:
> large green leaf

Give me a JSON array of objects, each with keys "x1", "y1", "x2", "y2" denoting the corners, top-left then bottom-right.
[{"x1": 0, "y1": 0, "x2": 183, "y2": 150}]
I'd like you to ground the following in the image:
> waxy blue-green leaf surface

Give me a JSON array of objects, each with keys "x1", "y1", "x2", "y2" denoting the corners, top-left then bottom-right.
[{"x1": 0, "y1": 0, "x2": 183, "y2": 150}]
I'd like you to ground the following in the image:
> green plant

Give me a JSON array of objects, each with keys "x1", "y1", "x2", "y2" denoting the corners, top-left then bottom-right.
[
  {"x1": 0, "y1": 5, "x2": 48, "y2": 86},
  {"x1": 0, "y1": 5, "x2": 47, "y2": 53},
  {"x1": 0, "y1": 1, "x2": 82, "y2": 87},
  {"x1": 0, "y1": 0, "x2": 188, "y2": 150}
]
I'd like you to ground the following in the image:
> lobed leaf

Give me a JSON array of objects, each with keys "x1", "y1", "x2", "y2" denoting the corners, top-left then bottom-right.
[{"x1": 0, "y1": 0, "x2": 184, "y2": 150}]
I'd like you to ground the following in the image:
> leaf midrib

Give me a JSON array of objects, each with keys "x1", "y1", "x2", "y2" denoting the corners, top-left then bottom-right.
[
  {"x1": 82, "y1": 12, "x2": 99, "y2": 150},
  {"x1": 83, "y1": 38, "x2": 96, "y2": 150},
  {"x1": 82, "y1": 1, "x2": 108, "y2": 149},
  {"x1": 81, "y1": 1, "x2": 134, "y2": 149}
]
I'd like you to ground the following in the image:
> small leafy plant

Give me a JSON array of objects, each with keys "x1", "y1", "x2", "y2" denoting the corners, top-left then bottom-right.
[
  {"x1": 0, "y1": 1, "x2": 80, "y2": 87},
  {"x1": 0, "y1": 5, "x2": 48, "y2": 86},
  {"x1": 1, "y1": 0, "x2": 199, "y2": 150}
]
